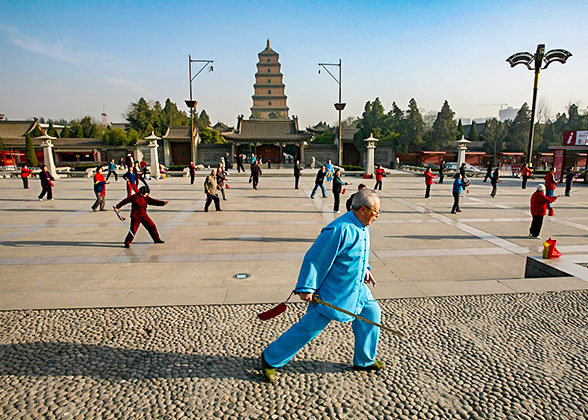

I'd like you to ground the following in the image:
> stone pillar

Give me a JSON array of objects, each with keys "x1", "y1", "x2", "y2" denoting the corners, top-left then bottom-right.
[
  {"x1": 163, "y1": 140, "x2": 172, "y2": 167},
  {"x1": 455, "y1": 136, "x2": 471, "y2": 169},
  {"x1": 300, "y1": 142, "x2": 307, "y2": 166},
  {"x1": 40, "y1": 137, "x2": 59, "y2": 179},
  {"x1": 148, "y1": 140, "x2": 161, "y2": 179},
  {"x1": 363, "y1": 134, "x2": 379, "y2": 177}
]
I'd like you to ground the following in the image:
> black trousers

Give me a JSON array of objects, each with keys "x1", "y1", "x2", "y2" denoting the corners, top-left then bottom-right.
[
  {"x1": 237, "y1": 162, "x2": 245, "y2": 173},
  {"x1": 530, "y1": 215, "x2": 543, "y2": 237},
  {"x1": 106, "y1": 170, "x2": 118, "y2": 181},
  {"x1": 333, "y1": 192, "x2": 340, "y2": 212},
  {"x1": 451, "y1": 192, "x2": 460, "y2": 213},
  {"x1": 522, "y1": 175, "x2": 528, "y2": 189},
  {"x1": 491, "y1": 184, "x2": 497, "y2": 197},
  {"x1": 204, "y1": 193, "x2": 221, "y2": 211},
  {"x1": 374, "y1": 180, "x2": 382, "y2": 190},
  {"x1": 252, "y1": 176, "x2": 259, "y2": 189},
  {"x1": 190, "y1": 173, "x2": 195, "y2": 185},
  {"x1": 295, "y1": 175, "x2": 300, "y2": 189},
  {"x1": 484, "y1": 173, "x2": 491, "y2": 182},
  {"x1": 22, "y1": 177, "x2": 29, "y2": 189},
  {"x1": 565, "y1": 181, "x2": 572, "y2": 196},
  {"x1": 439, "y1": 174, "x2": 444, "y2": 184},
  {"x1": 39, "y1": 185, "x2": 52, "y2": 200},
  {"x1": 425, "y1": 184, "x2": 431, "y2": 198}
]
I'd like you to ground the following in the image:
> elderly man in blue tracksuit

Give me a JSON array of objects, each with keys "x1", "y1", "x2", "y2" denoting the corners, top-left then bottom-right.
[{"x1": 261, "y1": 189, "x2": 383, "y2": 382}]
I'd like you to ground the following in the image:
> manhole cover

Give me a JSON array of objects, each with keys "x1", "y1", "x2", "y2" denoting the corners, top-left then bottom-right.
[{"x1": 233, "y1": 273, "x2": 251, "y2": 279}]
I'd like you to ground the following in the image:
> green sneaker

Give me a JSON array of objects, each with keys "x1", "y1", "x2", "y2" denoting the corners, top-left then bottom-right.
[
  {"x1": 260, "y1": 352, "x2": 276, "y2": 383},
  {"x1": 353, "y1": 360, "x2": 385, "y2": 372}
]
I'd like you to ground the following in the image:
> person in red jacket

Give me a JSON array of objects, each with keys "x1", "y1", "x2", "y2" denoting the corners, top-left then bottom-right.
[
  {"x1": 544, "y1": 167, "x2": 557, "y2": 215},
  {"x1": 113, "y1": 186, "x2": 168, "y2": 248},
  {"x1": 424, "y1": 167, "x2": 437, "y2": 198},
  {"x1": 529, "y1": 184, "x2": 558, "y2": 238},
  {"x1": 91, "y1": 166, "x2": 109, "y2": 211},
  {"x1": 374, "y1": 165, "x2": 385, "y2": 190},
  {"x1": 521, "y1": 163, "x2": 533, "y2": 189},
  {"x1": 20, "y1": 165, "x2": 33, "y2": 189}
]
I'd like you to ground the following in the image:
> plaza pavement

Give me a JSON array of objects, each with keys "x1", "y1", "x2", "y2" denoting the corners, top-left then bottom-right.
[
  {"x1": 1, "y1": 171, "x2": 588, "y2": 419},
  {"x1": 0, "y1": 171, "x2": 587, "y2": 310}
]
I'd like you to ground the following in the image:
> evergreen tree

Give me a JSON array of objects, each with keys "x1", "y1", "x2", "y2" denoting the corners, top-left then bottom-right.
[
  {"x1": 469, "y1": 121, "x2": 479, "y2": 141},
  {"x1": 404, "y1": 98, "x2": 425, "y2": 152},
  {"x1": 103, "y1": 128, "x2": 129, "y2": 145},
  {"x1": 457, "y1": 119, "x2": 465, "y2": 138},
  {"x1": 60, "y1": 126, "x2": 71, "y2": 139},
  {"x1": 47, "y1": 122, "x2": 58, "y2": 138},
  {"x1": 80, "y1": 116, "x2": 94, "y2": 137},
  {"x1": 25, "y1": 133, "x2": 38, "y2": 166},
  {"x1": 127, "y1": 129, "x2": 140, "y2": 144},
  {"x1": 312, "y1": 130, "x2": 336, "y2": 144},
  {"x1": 431, "y1": 100, "x2": 457, "y2": 150},
  {"x1": 199, "y1": 127, "x2": 227, "y2": 144},
  {"x1": 505, "y1": 103, "x2": 531, "y2": 151},
  {"x1": 355, "y1": 98, "x2": 386, "y2": 142},
  {"x1": 73, "y1": 124, "x2": 84, "y2": 138},
  {"x1": 0, "y1": 136, "x2": 4, "y2": 150},
  {"x1": 199, "y1": 110, "x2": 211, "y2": 128},
  {"x1": 89, "y1": 124, "x2": 102, "y2": 139},
  {"x1": 30, "y1": 124, "x2": 43, "y2": 138}
]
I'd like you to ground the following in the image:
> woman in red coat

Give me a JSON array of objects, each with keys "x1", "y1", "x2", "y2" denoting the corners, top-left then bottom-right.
[
  {"x1": 20, "y1": 165, "x2": 33, "y2": 189},
  {"x1": 374, "y1": 165, "x2": 385, "y2": 190},
  {"x1": 424, "y1": 167, "x2": 437, "y2": 198},
  {"x1": 529, "y1": 184, "x2": 558, "y2": 239}
]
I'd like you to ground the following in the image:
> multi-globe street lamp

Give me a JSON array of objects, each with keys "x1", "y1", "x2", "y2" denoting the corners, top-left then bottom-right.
[
  {"x1": 186, "y1": 55, "x2": 213, "y2": 164},
  {"x1": 506, "y1": 44, "x2": 572, "y2": 164},
  {"x1": 318, "y1": 59, "x2": 345, "y2": 167}
]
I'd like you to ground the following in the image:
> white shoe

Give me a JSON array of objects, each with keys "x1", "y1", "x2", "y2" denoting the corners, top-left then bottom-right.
[
  {"x1": 334, "y1": 210, "x2": 340, "y2": 213},
  {"x1": 39, "y1": 198, "x2": 43, "y2": 201}
]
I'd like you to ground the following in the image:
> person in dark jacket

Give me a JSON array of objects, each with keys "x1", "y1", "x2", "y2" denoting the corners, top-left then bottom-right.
[
  {"x1": 438, "y1": 160, "x2": 446, "y2": 184},
  {"x1": 459, "y1": 163, "x2": 467, "y2": 179},
  {"x1": 332, "y1": 169, "x2": 350, "y2": 213},
  {"x1": 21, "y1": 165, "x2": 33, "y2": 189},
  {"x1": 346, "y1": 184, "x2": 367, "y2": 211},
  {"x1": 134, "y1": 162, "x2": 149, "y2": 188},
  {"x1": 235, "y1": 154, "x2": 245, "y2": 173},
  {"x1": 38, "y1": 165, "x2": 54, "y2": 201},
  {"x1": 529, "y1": 184, "x2": 558, "y2": 238},
  {"x1": 544, "y1": 167, "x2": 557, "y2": 213},
  {"x1": 217, "y1": 163, "x2": 228, "y2": 200},
  {"x1": 106, "y1": 159, "x2": 118, "y2": 181},
  {"x1": 122, "y1": 167, "x2": 139, "y2": 198},
  {"x1": 114, "y1": 186, "x2": 167, "y2": 248},
  {"x1": 204, "y1": 169, "x2": 221, "y2": 212},
  {"x1": 251, "y1": 160, "x2": 262, "y2": 190},
  {"x1": 451, "y1": 173, "x2": 469, "y2": 214},
  {"x1": 490, "y1": 168, "x2": 500, "y2": 198},
  {"x1": 124, "y1": 153, "x2": 134, "y2": 170},
  {"x1": 294, "y1": 160, "x2": 303, "y2": 189},
  {"x1": 188, "y1": 161, "x2": 196, "y2": 185},
  {"x1": 564, "y1": 167, "x2": 575, "y2": 197},
  {"x1": 310, "y1": 166, "x2": 327, "y2": 199},
  {"x1": 483, "y1": 163, "x2": 492, "y2": 182}
]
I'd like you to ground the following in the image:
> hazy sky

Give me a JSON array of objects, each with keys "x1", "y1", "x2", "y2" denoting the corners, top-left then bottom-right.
[{"x1": 1, "y1": 0, "x2": 586, "y2": 129}]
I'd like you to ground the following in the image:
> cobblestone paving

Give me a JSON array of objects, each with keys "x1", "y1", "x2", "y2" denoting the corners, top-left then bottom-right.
[{"x1": 1, "y1": 291, "x2": 587, "y2": 420}]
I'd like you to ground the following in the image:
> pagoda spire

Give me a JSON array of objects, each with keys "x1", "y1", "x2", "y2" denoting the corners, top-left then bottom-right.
[{"x1": 267, "y1": 39, "x2": 271, "y2": 49}]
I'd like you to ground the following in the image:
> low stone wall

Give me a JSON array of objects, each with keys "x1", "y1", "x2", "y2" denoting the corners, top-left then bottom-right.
[
  {"x1": 303, "y1": 144, "x2": 337, "y2": 167},
  {"x1": 198, "y1": 144, "x2": 233, "y2": 167}
]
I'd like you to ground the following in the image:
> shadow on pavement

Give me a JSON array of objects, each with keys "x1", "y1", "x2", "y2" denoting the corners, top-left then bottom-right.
[
  {"x1": 201, "y1": 237, "x2": 314, "y2": 243},
  {"x1": 0, "y1": 240, "x2": 121, "y2": 248},
  {"x1": 0, "y1": 342, "x2": 349, "y2": 381}
]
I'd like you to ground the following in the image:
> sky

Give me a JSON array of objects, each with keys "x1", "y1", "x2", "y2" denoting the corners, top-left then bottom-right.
[{"x1": 1, "y1": 0, "x2": 587, "y2": 129}]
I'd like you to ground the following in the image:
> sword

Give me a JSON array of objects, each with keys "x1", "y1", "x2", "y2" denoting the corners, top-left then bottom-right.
[
  {"x1": 312, "y1": 294, "x2": 404, "y2": 337},
  {"x1": 113, "y1": 207, "x2": 135, "y2": 238}
]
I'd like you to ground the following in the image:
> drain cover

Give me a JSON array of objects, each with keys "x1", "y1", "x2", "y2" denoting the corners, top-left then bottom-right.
[{"x1": 233, "y1": 273, "x2": 251, "y2": 279}]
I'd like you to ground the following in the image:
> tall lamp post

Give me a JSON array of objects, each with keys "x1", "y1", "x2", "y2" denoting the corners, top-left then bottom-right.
[
  {"x1": 318, "y1": 59, "x2": 345, "y2": 167},
  {"x1": 506, "y1": 44, "x2": 572, "y2": 165},
  {"x1": 186, "y1": 55, "x2": 213, "y2": 164}
]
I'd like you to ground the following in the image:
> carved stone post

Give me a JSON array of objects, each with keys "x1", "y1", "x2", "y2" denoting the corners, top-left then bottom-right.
[{"x1": 363, "y1": 133, "x2": 379, "y2": 177}]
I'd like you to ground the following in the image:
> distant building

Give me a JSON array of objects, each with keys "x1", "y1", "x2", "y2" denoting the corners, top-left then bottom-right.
[
  {"x1": 499, "y1": 106, "x2": 519, "y2": 122},
  {"x1": 250, "y1": 39, "x2": 289, "y2": 120}
]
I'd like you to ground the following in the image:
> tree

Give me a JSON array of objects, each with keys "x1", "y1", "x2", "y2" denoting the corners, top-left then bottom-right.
[
  {"x1": 354, "y1": 98, "x2": 386, "y2": 142},
  {"x1": 468, "y1": 121, "x2": 479, "y2": 141},
  {"x1": 199, "y1": 127, "x2": 226, "y2": 144},
  {"x1": 505, "y1": 103, "x2": 530, "y2": 151},
  {"x1": 313, "y1": 130, "x2": 336, "y2": 144},
  {"x1": 89, "y1": 124, "x2": 102, "y2": 139},
  {"x1": 25, "y1": 133, "x2": 38, "y2": 166},
  {"x1": 481, "y1": 118, "x2": 505, "y2": 163},
  {"x1": 431, "y1": 100, "x2": 457, "y2": 150},
  {"x1": 73, "y1": 124, "x2": 84, "y2": 138},
  {"x1": 30, "y1": 124, "x2": 43, "y2": 138},
  {"x1": 127, "y1": 129, "x2": 140, "y2": 144},
  {"x1": 80, "y1": 116, "x2": 94, "y2": 137},
  {"x1": 457, "y1": 119, "x2": 465, "y2": 138},
  {"x1": 103, "y1": 128, "x2": 129, "y2": 146},
  {"x1": 60, "y1": 126, "x2": 71, "y2": 139},
  {"x1": 126, "y1": 97, "x2": 153, "y2": 135},
  {"x1": 0, "y1": 136, "x2": 4, "y2": 150},
  {"x1": 404, "y1": 98, "x2": 425, "y2": 152},
  {"x1": 199, "y1": 110, "x2": 211, "y2": 127},
  {"x1": 47, "y1": 122, "x2": 58, "y2": 138}
]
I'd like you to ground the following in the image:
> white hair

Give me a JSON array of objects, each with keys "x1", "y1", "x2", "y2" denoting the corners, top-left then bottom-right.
[
  {"x1": 352, "y1": 189, "x2": 380, "y2": 211},
  {"x1": 537, "y1": 184, "x2": 545, "y2": 192}
]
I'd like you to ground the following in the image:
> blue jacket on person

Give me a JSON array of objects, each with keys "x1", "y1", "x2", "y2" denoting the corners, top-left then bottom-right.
[
  {"x1": 122, "y1": 170, "x2": 137, "y2": 184},
  {"x1": 294, "y1": 210, "x2": 373, "y2": 322},
  {"x1": 452, "y1": 178, "x2": 467, "y2": 194}
]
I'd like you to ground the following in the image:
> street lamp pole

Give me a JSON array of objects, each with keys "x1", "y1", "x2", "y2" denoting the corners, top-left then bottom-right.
[
  {"x1": 186, "y1": 55, "x2": 213, "y2": 164},
  {"x1": 507, "y1": 44, "x2": 571, "y2": 165},
  {"x1": 319, "y1": 59, "x2": 346, "y2": 167}
]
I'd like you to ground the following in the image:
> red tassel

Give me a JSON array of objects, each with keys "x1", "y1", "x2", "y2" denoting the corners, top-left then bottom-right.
[
  {"x1": 342, "y1": 188, "x2": 346, "y2": 195},
  {"x1": 225, "y1": 183, "x2": 230, "y2": 189},
  {"x1": 548, "y1": 207, "x2": 554, "y2": 216},
  {"x1": 258, "y1": 302, "x2": 287, "y2": 320}
]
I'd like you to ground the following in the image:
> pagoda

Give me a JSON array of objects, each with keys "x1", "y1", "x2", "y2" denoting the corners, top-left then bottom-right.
[{"x1": 250, "y1": 39, "x2": 289, "y2": 120}]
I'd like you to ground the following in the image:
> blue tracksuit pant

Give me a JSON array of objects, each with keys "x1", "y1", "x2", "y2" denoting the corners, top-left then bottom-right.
[
  {"x1": 310, "y1": 183, "x2": 327, "y2": 198},
  {"x1": 546, "y1": 189, "x2": 554, "y2": 209},
  {"x1": 263, "y1": 298, "x2": 381, "y2": 368}
]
